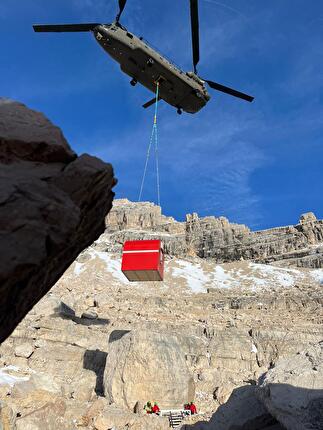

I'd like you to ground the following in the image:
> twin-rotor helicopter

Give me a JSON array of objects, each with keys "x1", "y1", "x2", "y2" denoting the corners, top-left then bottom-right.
[{"x1": 33, "y1": 0, "x2": 254, "y2": 115}]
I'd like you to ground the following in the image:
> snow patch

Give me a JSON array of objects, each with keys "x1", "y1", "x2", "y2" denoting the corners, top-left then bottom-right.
[
  {"x1": 245, "y1": 263, "x2": 297, "y2": 288},
  {"x1": 251, "y1": 343, "x2": 258, "y2": 353},
  {"x1": 212, "y1": 266, "x2": 236, "y2": 288},
  {"x1": 74, "y1": 262, "x2": 85, "y2": 276},
  {"x1": 310, "y1": 269, "x2": 323, "y2": 284},
  {"x1": 172, "y1": 260, "x2": 210, "y2": 293},
  {"x1": 87, "y1": 249, "x2": 127, "y2": 283},
  {"x1": 0, "y1": 366, "x2": 29, "y2": 386}
]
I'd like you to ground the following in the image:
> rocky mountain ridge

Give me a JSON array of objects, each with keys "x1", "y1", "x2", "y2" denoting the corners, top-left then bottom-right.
[{"x1": 106, "y1": 199, "x2": 323, "y2": 268}]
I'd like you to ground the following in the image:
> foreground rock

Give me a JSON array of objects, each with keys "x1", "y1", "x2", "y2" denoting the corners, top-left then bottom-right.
[
  {"x1": 104, "y1": 330, "x2": 195, "y2": 409},
  {"x1": 182, "y1": 386, "x2": 282, "y2": 429},
  {"x1": 257, "y1": 341, "x2": 323, "y2": 430},
  {"x1": 183, "y1": 342, "x2": 323, "y2": 429},
  {"x1": 0, "y1": 98, "x2": 116, "y2": 343}
]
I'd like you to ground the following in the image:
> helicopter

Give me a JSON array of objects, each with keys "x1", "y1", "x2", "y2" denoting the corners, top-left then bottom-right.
[{"x1": 33, "y1": 0, "x2": 254, "y2": 115}]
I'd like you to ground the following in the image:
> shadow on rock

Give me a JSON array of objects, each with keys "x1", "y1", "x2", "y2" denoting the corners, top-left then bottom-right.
[
  {"x1": 83, "y1": 349, "x2": 108, "y2": 396},
  {"x1": 53, "y1": 303, "x2": 110, "y2": 326},
  {"x1": 182, "y1": 385, "x2": 279, "y2": 430},
  {"x1": 109, "y1": 329, "x2": 131, "y2": 343},
  {"x1": 181, "y1": 384, "x2": 323, "y2": 430}
]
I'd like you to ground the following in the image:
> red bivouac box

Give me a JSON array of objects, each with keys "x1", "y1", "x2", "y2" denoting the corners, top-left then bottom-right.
[{"x1": 121, "y1": 240, "x2": 164, "y2": 282}]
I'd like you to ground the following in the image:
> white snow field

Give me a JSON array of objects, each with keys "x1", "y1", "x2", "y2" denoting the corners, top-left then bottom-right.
[{"x1": 69, "y1": 248, "x2": 323, "y2": 294}]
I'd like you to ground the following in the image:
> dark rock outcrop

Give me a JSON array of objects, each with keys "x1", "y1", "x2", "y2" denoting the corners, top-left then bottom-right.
[{"x1": 0, "y1": 98, "x2": 116, "y2": 343}]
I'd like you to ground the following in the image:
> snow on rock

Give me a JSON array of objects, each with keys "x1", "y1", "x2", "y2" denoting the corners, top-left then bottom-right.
[
  {"x1": 170, "y1": 260, "x2": 305, "y2": 293},
  {"x1": 251, "y1": 343, "x2": 258, "y2": 353},
  {"x1": 241, "y1": 263, "x2": 298, "y2": 289},
  {"x1": 73, "y1": 262, "x2": 85, "y2": 276},
  {"x1": 310, "y1": 268, "x2": 323, "y2": 284},
  {"x1": 72, "y1": 249, "x2": 127, "y2": 284},
  {"x1": 69, "y1": 247, "x2": 321, "y2": 294},
  {"x1": 212, "y1": 266, "x2": 237, "y2": 288},
  {"x1": 171, "y1": 260, "x2": 211, "y2": 293},
  {"x1": 0, "y1": 366, "x2": 29, "y2": 386}
]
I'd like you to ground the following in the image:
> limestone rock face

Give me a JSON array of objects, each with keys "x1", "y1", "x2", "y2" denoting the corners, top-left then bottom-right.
[
  {"x1": 15, "y1": 396, "x2": 68, "y2": 430},
  {"x1": 257, "y1": 342, "x2": 323, "y2": 430},
  {"x1": 104, "y1": 200, "x2": 323, "y2": 267},
  {"x1": 104, "y1": 330, "x2": 195, "y2": 409},
  {"x1": 0, "y1": 401, "x2": 16, "y2": 430},
  {"x1": 0, "y1": 98, "x2": 116, "y2": 343}
]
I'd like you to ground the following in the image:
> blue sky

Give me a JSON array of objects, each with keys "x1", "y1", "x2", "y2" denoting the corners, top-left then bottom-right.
[{"x1": 1, "y1": 0, "x2": 322, "y2": 229}]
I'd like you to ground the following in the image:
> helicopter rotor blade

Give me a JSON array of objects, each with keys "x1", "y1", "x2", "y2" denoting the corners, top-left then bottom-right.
[
  {"x1": 205, "y1": 79, "x2": 254, "y2": 102},
  {"x1": 33, "y1": 24, "x2": 100, "y2": 32},
  {"x1": 190, "y1": 0, "x2": 200, "y2": 74},
  {"x1": 116, "y1": 0, "x2": 127, "y2": 23}
]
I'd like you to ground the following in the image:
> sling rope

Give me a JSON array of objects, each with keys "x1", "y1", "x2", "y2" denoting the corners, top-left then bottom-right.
[{"x1": 138, "y1": 82, "x2": 161, "y2": 206}]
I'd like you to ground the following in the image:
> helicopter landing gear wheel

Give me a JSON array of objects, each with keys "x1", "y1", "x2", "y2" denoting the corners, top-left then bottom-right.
[
  {"x1": 130, "y1": 78, "x2": 137, "y2": 86},
  {"x1": 177, "y1": 108, "x2": 182, "y2": 115},
  {"x1": 147, "y1": 58, "x2": 154, "y2": 67}
]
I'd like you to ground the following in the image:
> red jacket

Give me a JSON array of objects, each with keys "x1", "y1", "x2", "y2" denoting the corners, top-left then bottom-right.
[
  {"x1": 190, "y1": 404, "x2": 197, "y2": 414},
  {"x1": 152, "y1": 405, "x2": 160, "y2": 414}
]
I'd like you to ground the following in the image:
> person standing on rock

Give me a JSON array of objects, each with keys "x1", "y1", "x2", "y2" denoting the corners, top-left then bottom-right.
[
  {"x1": 152, "y1": 402, "x2": 160, "y2": 414},
  {"x1": 189, "y1": 402, "x2": 197, "y2": 415},
  {"x1": 144, "y1": 401, "x2": 152, "y2": 414}
]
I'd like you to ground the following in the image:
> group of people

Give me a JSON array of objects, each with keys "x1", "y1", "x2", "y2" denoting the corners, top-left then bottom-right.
[
  {"x1": 144, "y1": 401, "x2": 160, "y2": 414},
  {"x1": 144, "y1": 401, "x2": 198, "y2": 415}
]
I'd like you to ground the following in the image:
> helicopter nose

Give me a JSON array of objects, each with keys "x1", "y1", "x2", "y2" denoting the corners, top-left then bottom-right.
[{"x1": 93, "y1": 25, "x2": 112, "y2": 42}]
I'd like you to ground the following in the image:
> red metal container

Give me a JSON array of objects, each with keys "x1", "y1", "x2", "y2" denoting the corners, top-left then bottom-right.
[{"x1": 121, "y1": 240, "x2": 164, "y2": 282}]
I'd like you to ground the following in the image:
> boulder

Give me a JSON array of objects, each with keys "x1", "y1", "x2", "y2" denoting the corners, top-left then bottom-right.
[
  {"x1": 81, "y1": 310, "x2": 98, "y2": 320},
  {"x1": 186, "y1": 385, "x2": 276, "y2": 430},
  {"x1": 14, "y1": 343, "x2": 34, "y2": 359},
  {"x1": 0, "y1": 98, "x2": 116, "y2": 343},
  {"x1": 257, "y1": 341, "x2": 323, "y2": 430},
  {"x1": 104, "y1": 330, "x2": 195, "y2": 409}
]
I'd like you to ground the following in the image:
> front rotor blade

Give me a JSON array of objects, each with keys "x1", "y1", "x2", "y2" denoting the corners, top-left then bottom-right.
[
  {"x1": 33, "y1": 24, "x2": 100, "y2": 32},
  {"x1": 205, "y1": 80, "x2": 254, "y2": 102},
  {"x1": 116, "y1": 0, "x2": 127, "y2": 22},
  {"x1": 190, "y1": 0, "x2": 200, "y2": 74}
]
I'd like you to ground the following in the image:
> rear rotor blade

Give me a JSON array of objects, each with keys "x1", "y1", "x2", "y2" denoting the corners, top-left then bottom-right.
[
  {"x1": 33, "y1": 24, "x2": 100, "y2": 32},
  {"x1": 190, "y1": 0, "x2": 200, "y2": 74},
  {"x1": 116, "y1": 0, "x2": 127, "y2": 22},
  {"x1": 205, "y1": 79, "x2": 254, "y2": 102}
]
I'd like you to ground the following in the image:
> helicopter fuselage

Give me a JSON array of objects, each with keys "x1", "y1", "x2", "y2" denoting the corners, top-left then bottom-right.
[{"x1": 93, "y1": 23, "x2": 210, "y2": 114}]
